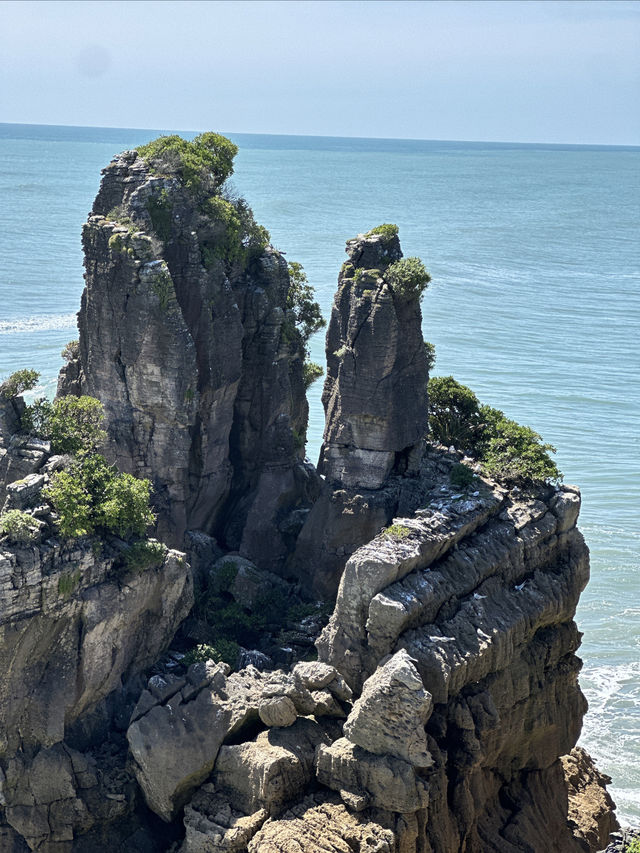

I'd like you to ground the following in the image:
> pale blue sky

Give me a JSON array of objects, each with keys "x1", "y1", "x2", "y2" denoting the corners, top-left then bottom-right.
[{"x1": 1, "y1": 0, "x2": 638, "y2": 144}]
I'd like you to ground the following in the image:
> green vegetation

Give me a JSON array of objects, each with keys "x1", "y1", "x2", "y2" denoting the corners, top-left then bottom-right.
[
  {"x1": 0, "y1": 509, "x2": 39, "y2": 543},
  {"x1": 23, "y1": 395, "x2": 106, "y2": 455},
  {"x1": 146, "y1": 188, "x2": 173, "y2": 242},
  {"x1": 58, "y1": 570, "x2": 81, "y2": 598},
  {"x1": 151, "y1": 267, "x2": 175, "y2": 311},
  {"x1": 182, "y1": 640, "x2": 240, "y2": 669},
  {"x1": 625, "y1": 839, "x2": 640, "y2": 853},
  {"x1": 200, "y1": 196, "x2": 269, "y2": 268},
  {"x1": 450, "y1": 462, "x2": 476, "y2": 489},
  {"x1": 1, "y1": 369, "x2": 39, "y2": 398},
  {"x1": 287, "y1": 261, "x2": 326, "y2": 345},
  {"x1": 44, "y1": 453, "x2": 154, "y2": 539},
  {"x1": 424, "y1": 341, "x2": 436, "y2": 373},
  {"x1": 302, "y1": 361, "x2": 323, "y2": 391},
  {"x1": 22, "y1": 393, "x2": 156, "y2": 540},
  {"x1": 137, "y1": 132, "x2": 238, "y2": 193},
  {"x1": 124, "y1": 539, "x2": 167, "y2": 572},
  {"x1": 428, "y1": 376, "x2": 561, "y2": 485},
  {"x1": 286, "y1": 261, "x2": 326, "y2": 390},
  {"x1": 382, "y1": 523, "x2": 412, "y2": 540},
  {"x1": 61, "y1": 340, "x2": 79, "y2": 362},
  {"x1": 385, "y1": 257, "x2": 431, "y2": 299},
  {"x1": 365, "y1": 223, "x2": 399, "y2": 240},
  {"x1": 428, "y1": 376, "x2": 483, "y2": 451}
]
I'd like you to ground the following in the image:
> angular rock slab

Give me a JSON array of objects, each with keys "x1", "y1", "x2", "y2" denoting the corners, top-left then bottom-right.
[
  {"x1": 343, "y1": 649, "x2": 433, "y2": 769},
  {"x1": 315, "y1": 738, "x2": 429, "y2": 814},
  {"x1": 213, "y1": 718, "x2": 332, "y2": 816}
]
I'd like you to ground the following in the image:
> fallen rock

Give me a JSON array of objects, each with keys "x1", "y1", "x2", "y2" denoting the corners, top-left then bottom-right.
[{"x1": 343, "y1": 650, "x2": 433, "y2": 769}]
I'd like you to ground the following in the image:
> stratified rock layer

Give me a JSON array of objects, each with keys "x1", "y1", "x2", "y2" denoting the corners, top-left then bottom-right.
[
  {"x1": 319, "y1": 231, "x2": 428, "y2": 489},
  {"x1": 62, "y1": 150, "x2": 316, "y2": 569},
  {"x1": 292, "y1": 230, "x2": 432, "y2": 597}
]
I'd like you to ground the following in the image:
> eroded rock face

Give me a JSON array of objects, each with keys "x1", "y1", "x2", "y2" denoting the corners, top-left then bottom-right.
[
  {"x1": 60, "y1": 149, "x2": 317, "y2": 569},
  {"x1": 319, "y1": 232, "x2": 428, "y2": 489},
  {"x1": 315, "y1": 474, "x2": 597, "y2": 852}
]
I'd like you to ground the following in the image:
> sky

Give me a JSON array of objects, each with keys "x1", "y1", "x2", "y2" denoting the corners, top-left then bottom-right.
[{"x1": 1, "y1": 0, "x2": 639, "y2": 145}]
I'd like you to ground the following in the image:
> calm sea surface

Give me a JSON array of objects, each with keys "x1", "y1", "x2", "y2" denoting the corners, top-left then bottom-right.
[{"x1": 1, "y1": 123, "x2": 638, "y2": 823}]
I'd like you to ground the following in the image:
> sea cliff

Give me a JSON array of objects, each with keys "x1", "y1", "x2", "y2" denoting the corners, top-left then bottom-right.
[{"x1": 0, "y1": 135, "x2": 618, "y2": 852}]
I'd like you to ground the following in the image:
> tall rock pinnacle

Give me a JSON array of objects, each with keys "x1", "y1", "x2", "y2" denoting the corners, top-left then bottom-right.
[
  {"x1": 59, "y1": 135, "x2": 317, "y2": 568},
  {"x1": 319, "y1": 227, "x2": 430, "y2": 489}
]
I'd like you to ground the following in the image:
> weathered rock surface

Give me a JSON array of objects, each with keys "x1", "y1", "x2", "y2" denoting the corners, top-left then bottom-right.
[
  {"x1": 319, "y1": 231, "x2": 428, "y2": 489},
  {"x1": 563, "y1": 747, "x2": 620, "y2": 851},
  {"x1": 213, "y1": 718, "x2": 332, "y2": 816},
  {"x1": 127, "y1": 663, "x2": 348, "y2": 822},
  {"x1": 60, "y1": 148, "x2": 318, "y2": 569},
  {"x1": 247, "y1": 795, "x2": 397, "y2": 853},
  {"x1": 1, "y1": 154, "x2": 617, "y2": 852},
  {"x1": 292, "y1": 230, "x2": 436, "y2": 597}
]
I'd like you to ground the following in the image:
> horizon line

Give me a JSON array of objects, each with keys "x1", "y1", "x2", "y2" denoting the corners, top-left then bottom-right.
[{"x1": 1, "y1": 121, "x2": 638, "y2": 151}]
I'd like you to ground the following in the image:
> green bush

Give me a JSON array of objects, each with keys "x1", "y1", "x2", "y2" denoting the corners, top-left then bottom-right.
[
  {"x1": 95, "y1": 472, "x2": 155, "y2": 538},
  {"x1": 302, "y1": 361, "x2": 324, "y2": 390},
  {"x1": 61, "y1": 340, "x2": 79, "y2": 362},
  {"x1": 625, "y1": 839, "x2": 640, "y2": 853},
  {"x1": 365, "y1": 223, "x2": 399, "y2": 240},
  {"x1": 1, "y1": 369, "x2": 39, "y2": 398},
  {"x1": 428, "y1": 376, "x2": 561, "y2": 485},
  {"x1": 182, "y1": 640, "x2": 239, "y2": 669},
  {"x1": 23, "y1": 395, "x2": 106, "y2": 454},
  {"x1": 481, "y1": 418, "x2": 560, "y2": 485},
  {"x1": 137, "y1": 132, "x2": 238, "y2": 193},
  {"x1": 21, "y1": 397, "x2": 54, "y2": 437},
  {"x1": 450, "y1": 462, "x2": 476, "y2": 489},
  {"x1": 44, "y1": 453, "x2": 155, "y2": 540},
  {"x1": 49, "y1": 396, "x2": 106, "y2": 455},
  {"x1": 428, "y1": 376, "x2": 483, "y2": 452},
  {"x1": 200, "y1": 195, "x2": 270, "y2": 269},
  {"x1": 424, "y1": 341, "x2": 436, "y2": 373},
  {"x1": 287, "y1": 261, "x2": 326, "y2": 346},
  {"x1": 0, "y1": 509, "x2": 39, "y2": 543},
  {"x1": 146, "y1": 189, "x2": 172, "y2": 242},
  {"x1": 43, "y1": 468, "x2": 93, "y2": 537},
  {"x1": 124, "y1": 539, "x2": 167, "y2": 572},
  {"x1": 385, "y1": 257, "x2": 431, "y2": 299}
]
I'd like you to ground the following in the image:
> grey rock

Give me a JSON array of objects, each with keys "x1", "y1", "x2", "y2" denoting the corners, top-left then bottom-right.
[
  {"x1": 343, "y1": 650, "x2": 433, "y2": 768},
  {"x1": 258, "y1": 696, "x2": 298, "y2": 728},
  {"x1": 213, "y1": 718, "x2": 331, "y2": 815},
  {"x1": 315, "y1": 737, "x2": 429, "y2": 814},
  {"x1": 318, "y1": 232, "x2": 428, "y2": 490}
]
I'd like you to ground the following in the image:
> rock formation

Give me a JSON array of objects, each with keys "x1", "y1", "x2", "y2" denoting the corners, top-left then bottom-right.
[
  {"x1": 59, "y1": 141, "x2": 318, "y2": 570},
  {"x1": 293, "y1": 230, "x2": 432, "y2": 597},
  {"x1": 319, "y1": 230, "x2": 428, "y2": 489},
  {"x1": 0, "y1": 138, "x2": 620, "y2": 852}
]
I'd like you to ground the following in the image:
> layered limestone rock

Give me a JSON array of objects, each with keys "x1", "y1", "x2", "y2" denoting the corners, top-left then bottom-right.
[
  {"x1": 127, "y1": 661, "x2": 350, "y2": 822},
  {"x1": 0, "y1": 411, "x2": 193, "y2": 851},
  {"x1": 319, "y1": 231, "x2": 428, "y2": 488},
  {"x1": 293, "y1": 230, "x2": 432, "y2": 597},
  {"x1": 59, "y1": 144, "x2": 318, "y2": 569},
  {"x1": 315, "y1": 472, "x2": 597, "y2": 852},
  {"x1": 0, "y1": 146, "x2": 617, "y2": 850}
]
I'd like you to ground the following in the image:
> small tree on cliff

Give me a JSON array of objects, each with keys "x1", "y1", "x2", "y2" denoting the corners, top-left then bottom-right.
[
  {"x1": 428, "y1": 375, "x2": 561, "y2": 486},
  {"x1": 287, "y1": 260, "x2": 326, "y2": 389}
]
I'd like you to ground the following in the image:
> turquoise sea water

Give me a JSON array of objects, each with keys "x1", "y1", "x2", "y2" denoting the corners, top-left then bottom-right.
[{"x1": 1, "y1": 123, "x2": 638, "y2": 823}]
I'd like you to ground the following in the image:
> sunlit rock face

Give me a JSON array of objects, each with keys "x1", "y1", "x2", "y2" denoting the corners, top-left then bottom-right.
[
  {"x1": 61, "y1": 148, "x2": 316, "y2": 570},
  {"x1": 319, "y1": 231, "x2": 429, "y2": 490}
]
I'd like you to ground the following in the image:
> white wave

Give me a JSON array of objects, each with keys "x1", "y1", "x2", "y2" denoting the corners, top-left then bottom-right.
[{"x1": 0, "y1": 313, "x2": 77, "y2": 334}]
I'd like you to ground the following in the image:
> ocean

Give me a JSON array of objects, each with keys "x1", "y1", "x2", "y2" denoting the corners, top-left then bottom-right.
[{"x1": 0, "y1": 122, "x2": 638, "y2": 823}]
